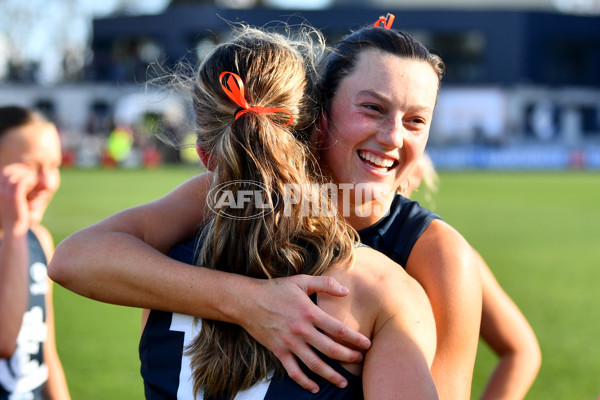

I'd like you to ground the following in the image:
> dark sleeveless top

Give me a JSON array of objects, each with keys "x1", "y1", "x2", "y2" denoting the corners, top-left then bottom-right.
[
  {"x1": 140, "y1": 239, "x2": 362, "y2": 399},
  {"x1": 358, "y1": 194, "x2": 441, "y2": 268},
  {"x1": 0, "y1": 230, "x2": 49, "y2": 399},
  {"x1": 140, "y1": 194, "x2": 441, "y2": 398}
]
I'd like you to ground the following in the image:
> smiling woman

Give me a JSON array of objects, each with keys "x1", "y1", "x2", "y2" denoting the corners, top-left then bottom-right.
[
  {"x1": 319, "y1": 50, "x2": 439, "y2": 230},
  {"x1": 48, "y1": 20, "x2": 473, "y2": 399},
  {"x1": 0, "y1": 105, "x2": 70, "y2": 399}
]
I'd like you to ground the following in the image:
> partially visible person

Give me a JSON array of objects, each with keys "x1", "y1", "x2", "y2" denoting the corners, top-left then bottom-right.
[
  {"x1": 0, "y1": 106, "x2": 71, "y2": 400},
  {"x1": 476, "y1": 251, "x2": 541, "y2": 400},
  {"x1": 399, "y1": 152, "x2": 439, "y2": 204},
  {"x1": 401, "y1": 154, "x2": 541, "y2": 399}
]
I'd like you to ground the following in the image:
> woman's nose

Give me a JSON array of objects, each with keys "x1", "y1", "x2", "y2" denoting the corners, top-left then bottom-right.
[{"x1": 377, "y1": 116, "x2": 404, "y2": 149}]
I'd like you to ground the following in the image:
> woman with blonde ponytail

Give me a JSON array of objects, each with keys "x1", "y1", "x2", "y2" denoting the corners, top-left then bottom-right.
[
  {"x1": 185, "y1": 28, "x2": 356, "y2": 398},
  {"x1": 170, "y1": 27, "x2": 437, "y2": 399}
]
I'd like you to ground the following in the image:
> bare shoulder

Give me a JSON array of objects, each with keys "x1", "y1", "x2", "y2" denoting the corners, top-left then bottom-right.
[
  {"x1": 320, "y1": 246, "x2": 437, "y2": 373},
  {"x1": 329, "y1": 246, "x2": 433, "y2": 331},
  {"x1": 172, "y1": 172, "x2": 213, "y2": 197},
  {"x1": 158, "y1": 171, "x2": 213, "y2": 206},
  {"x1": 351, "y1": 246, "x2": 414, "y2": 295},
  {"x1": 407, "y1": 218, "x2": 478, "y2": 282},
  {"x1": 352, "y1": 247, "x2": 436, "y2": 363},
  {"x1": 415, "y1": 219, "x2": 472, "y2": 255}
]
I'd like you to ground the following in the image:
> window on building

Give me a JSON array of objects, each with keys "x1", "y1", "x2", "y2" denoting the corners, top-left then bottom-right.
[{"x1": 424, "y1": 31, "x2": 487, "y2": 83}]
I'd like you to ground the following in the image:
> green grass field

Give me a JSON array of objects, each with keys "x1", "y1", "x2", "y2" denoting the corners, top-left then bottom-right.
[{"x1": 44, "y1": 168, "x2": 600, "y2": 399}]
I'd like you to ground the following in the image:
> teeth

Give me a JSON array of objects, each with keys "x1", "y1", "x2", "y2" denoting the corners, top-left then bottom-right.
[{"x1": 359, "y1": 151, "x2": 394, "y2": 168}]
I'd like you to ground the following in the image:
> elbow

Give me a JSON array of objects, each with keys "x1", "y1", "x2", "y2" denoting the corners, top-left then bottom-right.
[
  {"x1": 47, "y1": 241, "x2": 73, "y2": 286},
  {"x1": 0, "y1": 338, "x2": 17, "y2": 359},
  {"x1": 517, "y1": 329, "x2": 542, "y2": 377},
  {"x1": 0, "y1": 349, "x2": 15, "y2": 359},
  {"x1": 527, "y1": 338, "x2": 542, "y2": 377},
  {"x1": 498, "y1": 335, "x2": 542, "y2": 379}
]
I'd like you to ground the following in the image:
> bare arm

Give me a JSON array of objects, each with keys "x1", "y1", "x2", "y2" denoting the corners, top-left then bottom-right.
[
  {"x1": 48, "y1": 174, "x2": 371, "y2": 392},
  {"x1": 356, "y1": 249, "x2": 438, "y2": 399},
  {"x1": 32, "y1": 225, "x2": 71, "y2": 400},
  {"x1": 0, "y1": 230, "x2": 28, "y2": 357},
  {"x1": 477, "y1": 250, "x2": 541, "y2": 400},
  {"x1": 0, "y1": 164, "x2": 35, "y2": 357},
  {"x1": 406, "y1": 219, "x2": 482, "y2": 400}
]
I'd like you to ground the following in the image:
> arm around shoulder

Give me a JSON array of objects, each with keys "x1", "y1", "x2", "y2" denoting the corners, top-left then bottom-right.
[
  {"x1": 48, "y1": 173, "x2": 211, "y2": 303},
  {"x1": 48, "y1": 172, "x2": 370, "y2": 393}
]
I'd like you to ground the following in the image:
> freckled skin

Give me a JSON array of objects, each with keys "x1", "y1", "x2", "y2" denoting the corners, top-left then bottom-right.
[{"x1": 319, "y1": 49, "x2": 438, "y2": 229}]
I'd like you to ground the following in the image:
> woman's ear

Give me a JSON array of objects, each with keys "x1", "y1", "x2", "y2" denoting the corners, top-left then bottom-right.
[
  {"x1": 317, "y1": 112, "x2": 329, "y2": 148},
  {"x1": 196, "y1": 143, "x2": 214, "y2": 171}
]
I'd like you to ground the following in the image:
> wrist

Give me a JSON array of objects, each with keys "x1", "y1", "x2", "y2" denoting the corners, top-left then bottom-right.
[
  {"x1": 1, "y1": 226, "x2": 28, "y2": 241},
  {"x1": 2, "y1": 218, "x2": 30, "y2": 238},
  {"x1": 216, "y1": 272, "x2": 258, "y2": 326}
]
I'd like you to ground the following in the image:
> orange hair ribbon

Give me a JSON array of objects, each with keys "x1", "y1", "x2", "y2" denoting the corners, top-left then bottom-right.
[
  {"x1": 373, "y1": 13, "x2": 395, "y2": 29},
  {"x1": 219, "y1": 71, "x2": 293, "y2": 126}
]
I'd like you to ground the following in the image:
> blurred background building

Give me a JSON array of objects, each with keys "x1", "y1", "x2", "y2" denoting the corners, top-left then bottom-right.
[{"x1": 1, "y1": 0, "x2": 599, "y2": 169}]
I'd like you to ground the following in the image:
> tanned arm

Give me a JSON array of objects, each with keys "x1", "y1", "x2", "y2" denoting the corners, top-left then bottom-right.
[
  {"x1": 477, "y1": 250, "x2": 541, "y2": 400},
  {"x1": 407, "y1": 219, "x2": 482, "y2": 400},
  {"x1": 49, "y1": 173, "x2": 371, "y2": 392}
]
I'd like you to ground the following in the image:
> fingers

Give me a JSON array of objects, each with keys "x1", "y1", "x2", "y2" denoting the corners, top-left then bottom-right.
[
  {"x1": 309, "y1": 312, "x2": 371, "y2": 355},
  {"x1": 276, "y1": 343, "x2": 352, "y2": 393},
  {"x1": 295, "y1": 275, "x2": 371, "y2": 350},
  {"x1": 0, "y1": 163, "x2": 36, "y2": 197},
  {"x1": 245, "y1": 275, "x2": 372, "y2": 391},
  {"x1": 276, "y1": 352, "x2": 320, "y2": 393},
  {"x1": 282, "y1": 297, "x2": 370, "y2": 390},
  {"x1": 301, "y1": 275, "x2": 350, "y2": 297},
  {"x1": 0, "y1": 164, "x2": 35, "y2": 231}
]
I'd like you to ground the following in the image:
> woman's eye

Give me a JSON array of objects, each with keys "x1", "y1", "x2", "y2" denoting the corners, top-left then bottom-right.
[
  {"x1": 363, "y1": 104, "x2": 382, "y2": 112},
  {"x1": 409, "y1": 117, "x2": 426, "y2": 125},
  {"x1": 405, "y1": 118, "x2": 428, "y2": 132}
]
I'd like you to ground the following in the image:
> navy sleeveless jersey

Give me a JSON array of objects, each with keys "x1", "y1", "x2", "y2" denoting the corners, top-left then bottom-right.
[
  {"x1": 140, "y1": 239, "x2": 362, "y2": 399},
  {"x1": 140, "y1": 194, "x2": 439, "y2": 398},
  {"x1": 0, "y1": 230, "x2": 49, "y2": 399},
  {"x1": 358, "y1": 194, "x2": 441, "y2": 268}
]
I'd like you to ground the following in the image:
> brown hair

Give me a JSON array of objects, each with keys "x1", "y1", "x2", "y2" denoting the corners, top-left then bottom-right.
[
  {"x1": 0, "y1": 106, "x2": 48, "y2": 138},
  {"x1": 184, "y1": 26, "x2": 356, "y2": 399},
  {"x1": 320, "y1": 26, "x2": 445, "y2": 114}
]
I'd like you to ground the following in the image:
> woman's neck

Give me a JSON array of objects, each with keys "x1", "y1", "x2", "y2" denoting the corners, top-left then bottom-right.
[{"x1": 337, "y1": 190, "x2": 396, "y2": 231}]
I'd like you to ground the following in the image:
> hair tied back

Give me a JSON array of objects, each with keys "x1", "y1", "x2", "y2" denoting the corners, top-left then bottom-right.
[{"x1": 219, "y1": 71, "x2": 293, "y2": 126}]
